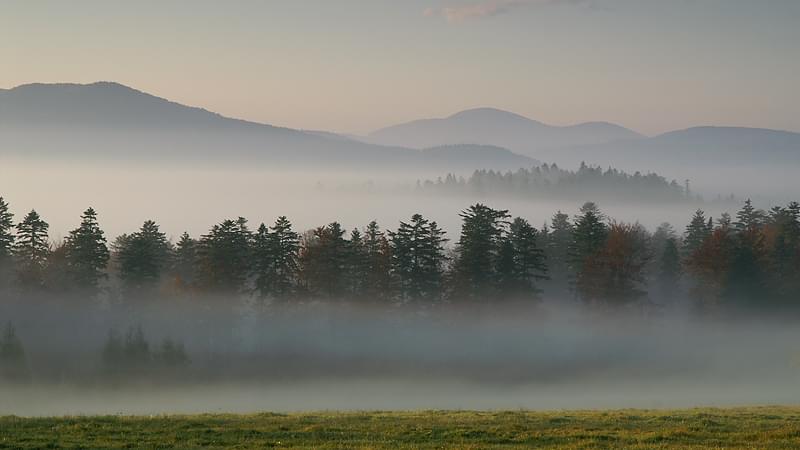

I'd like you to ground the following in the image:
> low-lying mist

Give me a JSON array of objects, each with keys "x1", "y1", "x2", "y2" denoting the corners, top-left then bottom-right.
[
  {"x1": 1, "y1": 161, "x2": 747, "y2": 239},
  {"x1": 2, "y1": 297, "x2": 799, "y2": 416}
]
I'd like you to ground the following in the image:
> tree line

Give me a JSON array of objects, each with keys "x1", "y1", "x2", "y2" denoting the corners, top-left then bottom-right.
[
  {"x1": 1, "y1": 195, "x2": 798, "y2": 312},
  {"x1": 416, "y1": 162, "x2": 733, "y2": 203}
]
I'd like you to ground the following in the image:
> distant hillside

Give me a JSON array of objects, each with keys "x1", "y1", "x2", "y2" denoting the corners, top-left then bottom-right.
[
  {"x1": 0, "y1": 82, "x2": 533, "y2": 172},
  {"x1": 421, "y1": 144, "x2": 538, "y2": 167},
  {"x1": 416, "y1": 163, "x2": 710, "y2": 204},
  {"x1": 365, "y1": 107, "x2": 642, "y2": 157},
  {"x1": 536, "y1": 126, "x2": 800, "y2": 170}
]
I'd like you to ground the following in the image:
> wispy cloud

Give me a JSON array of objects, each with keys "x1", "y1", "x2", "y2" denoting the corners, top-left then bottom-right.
[{"x1": 424, "y1": 0, "x2": 589, "y2": 23}]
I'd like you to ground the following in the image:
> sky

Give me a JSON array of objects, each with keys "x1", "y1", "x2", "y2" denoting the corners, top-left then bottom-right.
[{"x1": 2, "y1": 0, "x2": 799, "y2": 136}]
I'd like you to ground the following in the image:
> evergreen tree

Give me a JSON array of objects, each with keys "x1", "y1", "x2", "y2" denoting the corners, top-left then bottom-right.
[
  {"x1": 0, "y1": 322, "x2": 27, "y2": 381},
  {"x1": 543, "y1": 211, "x2": 573, "y2": 293},
  {"x1": 683, "y1": 209, "x2": 711, "y2": 257},
  {"x1": 569, "y1": 202, "x2": 608, "y2": 299},
  {"x1": 268, "y1": 216, "x2": 301, "y2": 301},
  {"x1": 299, "y1": 222, "x2": 349, "y2": 299},
  {"x1": 172, "y1": 232, "x2": 198, "y2": 289},
  {"x1": 196, "y1": 218, "x2": 252, "y2": 293},
  {"x1": 724, "y1": 224, "x2": 767, "y2": 306},
  {"x1": 766, "y1": 204, "x2": 800, "y2": 303},
  {"x1": 252, "y1": 223, "x2": 273, "y2": 299},
  {"x1": 361, "y1": 221, "x2": 393, "y2": 303},
  {"x1": 344, "y1": 228, "x2": 370, "y2": 299},
  {"x1": 656, "y1": 237, "x2": 681, "y2": 300},
  {"x1": 0, "y1": 198, "x2": 14, "y2": 288},
  {"x1": 123, "y1": 325, "x2": 151, "y2": 366},
  {"x1": 13, "y1": 210, "x2": 50, "y2": 289},
  {"x1": 650, "y1": 223, "x2": 677, "y2": 262},
  {"x1": 118, "y1": 220, "x2": 171, "y2": 291},
  {"x1": 389, "y1": 214, "x2": 448, "y2": 303},
  {"x1": 786, "y1": 201, "x2": 800, "y2": 244},
  {"x1": 734, "y1": 199, "x2": 765, "y2": 232},
  {"x1": 451, "y1": 204, "x2": 511, "y2": 300},
  {"x1": 64, "y1": 207, "x2": 110, "y2": 293},
  {"x1": 0, "y1": 197, "x2": 14, "y2": 263},
  {"x1": 495, "y1": 217, "x2": 548, "y2": 299},
  {"x1": 0, "y1": 323, "x2": 24, "y2": 364}
]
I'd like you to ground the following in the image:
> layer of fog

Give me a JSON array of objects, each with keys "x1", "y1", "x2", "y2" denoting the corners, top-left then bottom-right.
[
  {"x1": 2, "y1": 298, "x2": 800, "y2": 416},
  {"x1": 0, "y1": 161, "x2": 760, "y2": 240}
]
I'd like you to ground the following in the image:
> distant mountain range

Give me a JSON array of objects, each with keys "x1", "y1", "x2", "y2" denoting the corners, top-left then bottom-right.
[
  {"x1": 0, "y1": 82, "x2": 536, "y2": 172},
  {"x1": 364, "y1": 107, "x2": 643, "y2": 157},
  {"x1": 2, "y1": 82, "x2": 798, "y2": 178},
  {"x1": 363, "y1": 107, "x2": 800, "y2": 171}
]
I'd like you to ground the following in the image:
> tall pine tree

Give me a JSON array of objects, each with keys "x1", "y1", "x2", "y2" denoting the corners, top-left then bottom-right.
[
  {"x1": 0, "y1": 198, "x2": 15, "y2": 287},
  {"x1": 13, "y1": 210, "x2": 50, "y2": 289},
  {"x1": 389, "y1": 214, "x2": 448, "y2": 303},
  {"x1": 495, "y1": 217, "x2": 548, "y2": 300},
  {"x1": 118, "y1": 220, "x2": 171, "y2": 292},
  {"x1": 451, "y1": 204, "x2": 510, "y2": 300},
  {"x1": 65, "y1": 207, "x2": 110, "y2": 294},
  {"x1": 569, "y1": 202, "x2": 608, "y2": 300},
  {"x1": 683, "y1": 209, "x2": 711, "y2": 257},
  {"x1": 196, "y1": 218, "x2": 252, "y2": 293}
]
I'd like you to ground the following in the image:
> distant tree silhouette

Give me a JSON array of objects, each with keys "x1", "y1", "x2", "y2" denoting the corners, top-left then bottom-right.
[
  {"x1": 418, "y1": 163, "x2": 689, "y2": 202},
  {"x1": 0, "y1": 322, "x2": 28, "y2": 382}
]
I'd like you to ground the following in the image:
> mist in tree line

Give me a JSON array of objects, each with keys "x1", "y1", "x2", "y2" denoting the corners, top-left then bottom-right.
[
  {"x1": 414, "y1": 163, "x2": 739, "y2": 204},
  {"x1": 1, "y1": 194, "x2": 799, "y2": 387},
  {"x1": 1, "y1": 195, "x2": 797, "y2": 309}
]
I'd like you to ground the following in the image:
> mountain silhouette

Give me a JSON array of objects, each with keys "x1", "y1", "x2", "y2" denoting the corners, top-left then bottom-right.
[
  {"x1": 364, "y1": 107, "x2": 642, "y2": 157},
  {"x1": 0, "y1": 82, "x2": 537, "y2": 172}
]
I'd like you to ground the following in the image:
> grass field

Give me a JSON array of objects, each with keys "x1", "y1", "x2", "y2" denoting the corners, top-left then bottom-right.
[{"x1": 2, "y1": 407, "x2": 800, "y2": 449}]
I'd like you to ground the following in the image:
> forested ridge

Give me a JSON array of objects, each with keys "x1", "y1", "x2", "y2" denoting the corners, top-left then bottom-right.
[{"x1": 416, "y1": 162, "x2": 732, "y2": 203}]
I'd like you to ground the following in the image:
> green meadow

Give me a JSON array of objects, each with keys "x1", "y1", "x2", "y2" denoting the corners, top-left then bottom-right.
[{"x1": 2, "y1": 407, "x2": 800, "y2": 449}]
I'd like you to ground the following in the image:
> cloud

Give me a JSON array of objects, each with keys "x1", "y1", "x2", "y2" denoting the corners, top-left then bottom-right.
[{"x1": 424, "y1": 0, "x2": 588, "y2": 23}]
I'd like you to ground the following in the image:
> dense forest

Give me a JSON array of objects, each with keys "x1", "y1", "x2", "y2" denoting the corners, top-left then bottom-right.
[
  {"x1": 0, "y1": 195, "x2": 797, "y2": 310},
  {"x1": 415, "y1": 163, "x2": 732, "y2": 203}
]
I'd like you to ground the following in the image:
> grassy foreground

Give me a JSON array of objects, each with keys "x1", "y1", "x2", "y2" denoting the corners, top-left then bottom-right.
[{"x1": 2, "y1": 407, "x2": 800, "y2": 449}]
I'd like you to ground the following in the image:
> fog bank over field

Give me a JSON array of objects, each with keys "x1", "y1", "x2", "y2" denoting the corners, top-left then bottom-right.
[
  {"x1": 2, "y1": 301, "x2": 800, "y2": 416},
  {"x1": 0, "y1": 161, "x2": 749, "y2": 239}
]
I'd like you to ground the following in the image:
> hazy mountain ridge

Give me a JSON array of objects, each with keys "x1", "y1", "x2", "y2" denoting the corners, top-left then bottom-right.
[
  {"x1": 0, "y1": 82, "x2": 535, "y2": 172},
  {"x1": 364, "y1": 107, "x2": 643, "y2": 156},
  {"x1": 537, "y1": 126, "x2": 800, "y2": 170}
]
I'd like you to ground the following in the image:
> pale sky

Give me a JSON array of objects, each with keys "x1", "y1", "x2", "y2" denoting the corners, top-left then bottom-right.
[{"x1": 2, "y1": 0, "x2": 799, "y2": 136}]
